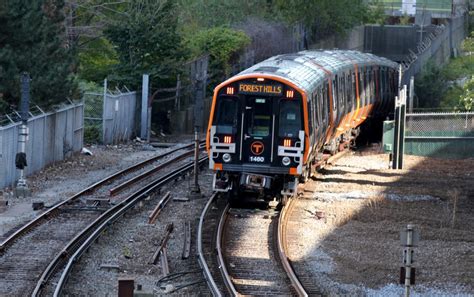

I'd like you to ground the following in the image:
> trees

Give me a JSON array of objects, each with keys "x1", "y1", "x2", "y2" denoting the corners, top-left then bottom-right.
[
  {"x1": 104, "y1": 0, "x2": 183, "y2": 89},
  {"x1": 274, "y1": 0, "x2": 368, "y2": 40},
  {"x1": 415, "y1": 61, "x2": 447, "y2": 108},
  {"x1": 187, "y1": 27, "x2": 250, "y2": 85},
  {"x1": 0, "y1": 0, "x2": 78, "y2": 113},
  {"x1": 458, "y1": 76, "x2": 473, "y2": 112}
]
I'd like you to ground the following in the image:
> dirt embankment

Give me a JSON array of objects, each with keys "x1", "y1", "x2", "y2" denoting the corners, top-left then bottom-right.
[{"x1": 295, "y1": 149, "x2": 473, "y2": 295}]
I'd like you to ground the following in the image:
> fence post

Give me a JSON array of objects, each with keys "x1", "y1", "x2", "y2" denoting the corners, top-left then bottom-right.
[
  {"x1": 175, "y1": 74, "x2": 181, "y2": 111},
  {"x1": 408, "y1": 76, "x2": 414, "y2": 114},
  {"x1": 393, "y1": 86, "x2": 407, "y2": 169},
  {"x1": 103, "y1": 79, "x2": 108, "y2": 144},
  {"x1": 392, "y1": 96, "x2": 400, "y2": 169},
  {"x1": 398, "y1": 86, "x2": 407, "y2": 169},
  {"x1": 141, "y1": 74, "x2": 149, "y2": 141}
]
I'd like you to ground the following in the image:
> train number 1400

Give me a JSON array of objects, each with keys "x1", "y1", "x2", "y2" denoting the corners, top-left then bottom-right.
[{"x1": 249, "y1": 156, "x2": 265, "y2": 162}]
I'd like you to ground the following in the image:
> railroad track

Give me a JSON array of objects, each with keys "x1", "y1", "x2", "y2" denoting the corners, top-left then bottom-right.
[
  {"x1": 0, "y1": 142, "x2": 205, "y2": 297},
  {"x1": 198, "y1": 194, "x2": 310, "y2": 296}
]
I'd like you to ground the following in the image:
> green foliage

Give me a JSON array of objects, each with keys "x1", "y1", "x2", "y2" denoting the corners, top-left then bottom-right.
[
  {"x1": 365, "y1": 0, "x2": 387, "y2": 25},
  {"x1": 440, "y1": 85, "x2": 463, "y2": 110},
  {"x1": 178, "y1": 0, "x2": 273, "y2": 32},
  {"x1": 400, "y1": 13, "x2": 411, "y2": 25},
  {"x1": 78, "y1": 38, "x2": 119, "y2": 83},
  {"x1": 458, "y1": 76, "x2": 474, "y2": 112},
  {"x1": 78, "y1": 79, "x2": 102, "y2": 93},
  {"x1": 442, "y1": 55, "x2": 474, "y2": 81},
  {"x1": 84, "y1": 125, "x2": 101, "y2": 144},
  {"x1": 415, "y1": 60, "x2": 447, "y2": 108},
  {"x1": 0, "y1": 0, "x2": 78, "y2": 114},
  {"x1": 188, "y1": 27, "x2": 250, "y2": 87},
  {"x1": 461, "y1": 31, "x2": 474, "y2": 52},
  {"x1": 274, "y1": 0, "x2": 368, "y2": 39},
  {"x1": 105, "y1": 0, "x2": 183, "y2": 89}
]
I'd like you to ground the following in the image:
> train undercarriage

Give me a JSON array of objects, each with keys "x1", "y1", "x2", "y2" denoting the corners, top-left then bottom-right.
[{"x1": 212, "y1": 127, "x2": 361, "y2": 208}]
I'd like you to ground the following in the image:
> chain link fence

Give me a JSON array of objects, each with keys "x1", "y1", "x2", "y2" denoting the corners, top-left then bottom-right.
[
  {"x1": 405, "y1": 112, "x2": 474, "y2": 158},
  {"x1": 83, "y1": 88, "x2": 138, "y2": 144},
  {"x1": 0, "y1": 103, "x2": 84, "y2": 188},
  {"x1": 83, "y1": 92, "x2": 103, "y2": 143}
]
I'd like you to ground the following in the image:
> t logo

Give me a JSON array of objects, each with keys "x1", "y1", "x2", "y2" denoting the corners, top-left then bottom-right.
[{"x1": 251, "y1": 141, "x2": 264, "y2": 155}]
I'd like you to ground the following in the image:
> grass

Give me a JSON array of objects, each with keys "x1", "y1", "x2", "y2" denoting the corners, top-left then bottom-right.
[{"x1": 442, "y1": 55, "x2": 474, "y2": 81}]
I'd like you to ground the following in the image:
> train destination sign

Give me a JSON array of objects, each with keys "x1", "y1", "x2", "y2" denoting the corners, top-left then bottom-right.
[{"x1": 238, "y1": 83, "x2": 283, "y2": 96}]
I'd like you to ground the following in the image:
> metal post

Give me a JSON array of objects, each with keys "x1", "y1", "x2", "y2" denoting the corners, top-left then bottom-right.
[
  {"x1": 102, "y1": 79, "x2": 107, "y2": 144},
  {"x1": 141, "y1": 74, "x2": 149, "y2": 140},
  {"x1": 189, "y1": 72, "x2": 205, "y2": 197},
  {"x1": 175, "y1": 74, "x2": 181, "y2": 111},
  {"x1": 14, "y1": 73, "x2": 31, "y2": 197},
  {"x1": 398, "y1": 64, "x2": 403, "y2": 90},
  {"x1": 392, "y1": 96, "x2": 400, "y2": 169},
  {"x1": 398, "y1": 86, "x2": 407, "y2": 169},
  {"x1": 404, "y1": 224, "x2": 414, "y2": 297},
  {"x1": 408, "y1": 76, "x2": 414, "y2": 114},
  {"x1": 190, "y1": 128, "x2": 201, "y2": 196}
]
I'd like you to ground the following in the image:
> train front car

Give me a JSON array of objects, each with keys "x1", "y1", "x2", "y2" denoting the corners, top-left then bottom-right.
[
  {"x1": 206, "y1": 74, "x2": 306, "y2": 204},
  {"x1": 206, "y1": 50, "x2": 399, "y2": 206}
]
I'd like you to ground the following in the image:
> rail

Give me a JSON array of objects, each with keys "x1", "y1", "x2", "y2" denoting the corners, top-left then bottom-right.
[
  {"x1": 196, "y1": 193, "x2": 223, "y2": 297},
  {"x1": 278, "y1": 198, "x2": 308, "y2": 297},
  {"x1": 216, "y1": 204, "x2": 238, "y2": 295},
  {"x1": 0, "y1": 142, "x2": 199, "y2": 254},
  {"x1": 48, "y1": 156, "x2": 209, "y2": 297}
]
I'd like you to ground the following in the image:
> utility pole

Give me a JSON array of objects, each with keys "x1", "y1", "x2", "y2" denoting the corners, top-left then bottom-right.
[
  {"x1": 189, "y1": 71, "x2": 205, "y2": 198},
  {"x1": 15, "y1": 73, "x2": 31, "y2": 198}
]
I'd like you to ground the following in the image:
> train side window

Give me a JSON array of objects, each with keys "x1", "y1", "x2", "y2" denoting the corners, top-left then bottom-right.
[
  {"x1": 365, "y1": 70, "x2": 370, "y2": 105},
  {"x1": 372, "y1": 70, "x2": 376, "y2": 102},
  {"x1": 372, "y1": 69, "x2": 380, "y2": 101},
  {"x1": 359, "y1": 71, "x2": 364, "y2": 107},
  {"x1": 382, "y1": 69, "x2": 386, "y2": 100},
  {"x1": 332, "y1": 79, "x2": 337, "y2": 111},
  {"x1": 312, "y1": 92, "x2": 318, "y2": 126},
  {"x1": 368, "y1": 70, "x2": 372, "y2": 104},
  {"x1": 352, "y1": 72, "x2": 356, "y2": 110},
  {"x1": 340, "y1": 75, "x2": 345, "y2": 111},
  {"x1": 320, "y1": 86, "x2": 326, "y2": 124},
  {"x1": 346, "y1": 74, "x2": 351, "y2": 110},
  {"x1": 308, "y1": 96, "x2": 313, "y2": 135},
  {"x1": 278, "y1": 100, "x2": 301, "y2": 137},
  {"x1": 215, "y1": 96, "x2": 238, "y2": 134}
]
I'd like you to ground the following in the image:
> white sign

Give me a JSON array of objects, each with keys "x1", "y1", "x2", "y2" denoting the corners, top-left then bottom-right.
[
  {"x1": 401, "y1": 0, "x2": 416, "y2": 16},
  {"x1": 400, "y1": 229, "x2": 420, "y2": 246}
]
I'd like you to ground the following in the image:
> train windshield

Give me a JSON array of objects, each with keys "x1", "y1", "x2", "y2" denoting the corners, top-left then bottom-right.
[
  {"x1": 247, "y1": 97, "x2": 271, "y2": 137},
  {"x1": 279, "y1": 100, "x2": 301, "y2": 137},
  {"x1": 215, "y1": 96, "x2": 238, "y2": 134}
]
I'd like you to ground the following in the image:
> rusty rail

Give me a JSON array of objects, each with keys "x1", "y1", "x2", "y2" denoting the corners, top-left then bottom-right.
[
  {"x1": 197, "y1": 193, "x2": 223, "y2": 297},
  {"x1": 151, "y1": 223, "x2": 174, "y2": 265},
  {"x1": 181, "y1": 220, "x2": 191, "y2": 259},
  {"x1": 0, "y1": 142, "x2": 198, "y2": 255},
  {"x1": 148, "y1": 192, "x2": 172, "y2": 224},
  {"x1": 109, "y1": 150, "x2": 194, "y2": 196},
  {"x1": 45, "y1": 157, "x2": 209, "y2": 297}
]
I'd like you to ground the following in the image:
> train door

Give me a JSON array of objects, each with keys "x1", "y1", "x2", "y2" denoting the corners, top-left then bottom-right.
[{"x1": 242, "y1": 96, "x2": 274, "y2": 165}]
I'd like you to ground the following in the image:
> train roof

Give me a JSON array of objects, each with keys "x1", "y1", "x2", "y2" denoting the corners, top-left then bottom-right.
[{"x1": 233, "y1": 50, "x2": 399, "y2": 95}]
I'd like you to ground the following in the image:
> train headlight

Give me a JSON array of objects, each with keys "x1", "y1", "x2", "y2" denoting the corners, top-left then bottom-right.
[
  {"x1": 223, "y1": 153, "x2": 232, "y2": 163},
  {"x1": 282, "y1": 156, "x2": 291, "y2": 166}
]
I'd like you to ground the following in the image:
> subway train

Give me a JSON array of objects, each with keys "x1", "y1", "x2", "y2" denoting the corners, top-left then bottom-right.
[{"x1": 206, "y1": 50, "x2": 399, "y2": 204}]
